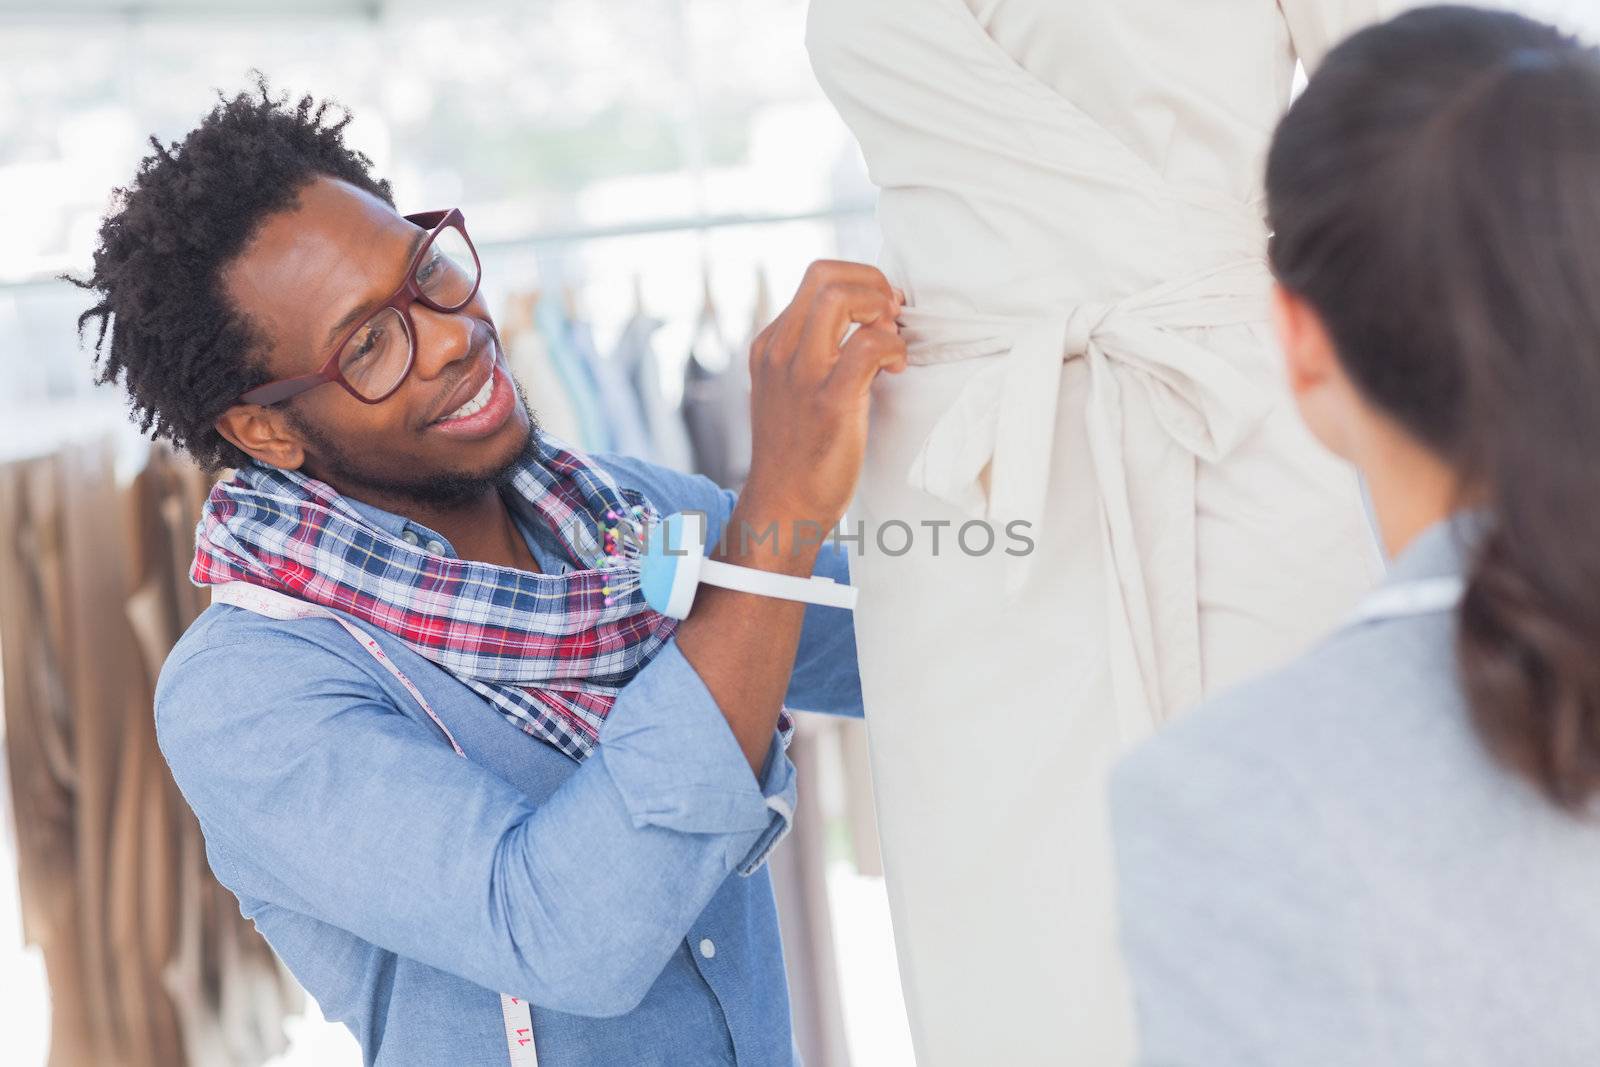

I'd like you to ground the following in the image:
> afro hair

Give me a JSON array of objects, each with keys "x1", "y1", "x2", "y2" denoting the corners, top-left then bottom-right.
[{"x1": 65, "y1": 73, "x2": 394, "y2": 472}]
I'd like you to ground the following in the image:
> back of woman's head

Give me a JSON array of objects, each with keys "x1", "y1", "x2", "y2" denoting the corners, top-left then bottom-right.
[{"x1": 1265, "y1": 5, "x2": 1600, "y2": 811}]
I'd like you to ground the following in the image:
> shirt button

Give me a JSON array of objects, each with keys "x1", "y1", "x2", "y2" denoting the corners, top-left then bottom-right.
[
  {"x1": 699, "y1": 938, "x2": 716, "y2": 960},
  {"x1": 426, "y1": 539, "x2": 446, "y2": 555},
  {"x1": 401, "y1": 530, "x2": 421, "y2": 546}
]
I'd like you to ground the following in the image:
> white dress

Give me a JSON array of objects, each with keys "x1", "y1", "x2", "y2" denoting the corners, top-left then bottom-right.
[{"x1": 806, "y1": 1, "x2": 1413, "y2": 1062}]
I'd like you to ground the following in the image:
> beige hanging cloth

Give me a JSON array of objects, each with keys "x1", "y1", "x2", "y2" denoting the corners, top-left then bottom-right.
[
  {"x1": 1, "y1": 440, "x2": 302, "y2": 1066},
  {"x1": 1, "y1": 451, "x2": 104, "y2": 1066},
  {"x1": 806, "y1": 1, "x2": 1416, "y2": 1062}
]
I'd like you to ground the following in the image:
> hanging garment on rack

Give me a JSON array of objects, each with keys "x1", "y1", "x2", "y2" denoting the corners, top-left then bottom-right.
[
  {"x1": 0, "y1": 441, "x2": 299, "y2": 1067},
  {"x1": 133, "y1": 444, "x2": 307, "y2": 1067},
  {"x1": 570, "y1": 316, "x2": 654, "y2": 460},
  {"x1": 765, "y1": 718, "x2": 852, "y2": 1067},
  {"x1": 1, "y1": 451, "x2": 103, "y2": 1066},
  {"x1": 681, "y1": 344, "x2": 732, "y2": 487},
  {"x1": 535, "y1": 297, "x2": 612, "y2": 453},
  {"x1": 680, "y1": 304, "x2": 753, "y2": 490},
  {"x1": 807, "y1": 1, "x2": 1407, "y2": 1062},
  {"x1": 503, "y1": 304, "x2": 585, "y2": 448},
  {"x1": 611, "y1": 311, "x2": 696, "y2": 473}
]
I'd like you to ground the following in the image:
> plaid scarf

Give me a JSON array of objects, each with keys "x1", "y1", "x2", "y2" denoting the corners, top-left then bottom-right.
[{"x1": 190, "y1": 435, "x2": 677, "y2": 761}]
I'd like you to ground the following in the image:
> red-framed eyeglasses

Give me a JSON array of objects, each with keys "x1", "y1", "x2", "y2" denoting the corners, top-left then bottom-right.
[{"x1": 236, "y1": 208, "x2": 483, "y2": 407}]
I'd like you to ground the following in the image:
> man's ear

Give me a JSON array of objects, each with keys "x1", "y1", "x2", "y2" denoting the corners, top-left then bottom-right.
[{"x1": 215, "y1": 404, "x2": 306, "y2": 470}]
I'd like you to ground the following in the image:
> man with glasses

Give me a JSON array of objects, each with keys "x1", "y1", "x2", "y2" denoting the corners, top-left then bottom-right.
[{"x1": 73, "y1": 79, "x2": 905, "y2": 1065}]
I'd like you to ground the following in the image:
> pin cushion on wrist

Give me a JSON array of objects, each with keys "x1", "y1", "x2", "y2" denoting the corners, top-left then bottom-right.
[{"x1": 594, "y1": 507, "x2": 857, "y2": 621}]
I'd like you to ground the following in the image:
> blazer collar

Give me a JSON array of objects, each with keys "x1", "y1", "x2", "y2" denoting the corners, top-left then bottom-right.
[{"x1": 1380, "y1": 507, "x2": 1490, "y2": 588}]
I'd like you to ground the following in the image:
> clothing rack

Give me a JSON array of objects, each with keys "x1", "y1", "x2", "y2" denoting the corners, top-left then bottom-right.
[
  {"x1": 478, "y1": 202, "x2": 876, "y2": 250},
  {"x1": 0, "y1": 203, "x2": 878, "y2": 298}
]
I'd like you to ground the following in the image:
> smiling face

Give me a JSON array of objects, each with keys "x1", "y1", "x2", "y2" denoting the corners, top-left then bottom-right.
[{"x1": 215, "y1": 174, "x2": 538, "y2": 508}]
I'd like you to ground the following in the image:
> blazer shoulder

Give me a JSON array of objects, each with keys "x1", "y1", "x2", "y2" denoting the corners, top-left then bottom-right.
[{"x1": 1114, "y1": 611, "x2": 1457, "y2": 819}]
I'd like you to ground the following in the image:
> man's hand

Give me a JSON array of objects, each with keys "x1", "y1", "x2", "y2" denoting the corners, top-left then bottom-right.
[
  {"x1": 739, "y1": 260, "x2": 907, "y2": 537},
  {"x1": 674, "y1": 259, "x2": 905, "y2": 775}
]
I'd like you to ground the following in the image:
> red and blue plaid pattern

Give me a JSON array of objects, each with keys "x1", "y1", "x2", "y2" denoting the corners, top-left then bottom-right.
[{"x1": 191, "y1": 435, "x2": 679, "y2": 761}]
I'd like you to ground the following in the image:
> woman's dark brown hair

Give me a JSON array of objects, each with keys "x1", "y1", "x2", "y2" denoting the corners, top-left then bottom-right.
[{"x1": 1266, "y1": 5, "x2": 1600, "y2": 811}]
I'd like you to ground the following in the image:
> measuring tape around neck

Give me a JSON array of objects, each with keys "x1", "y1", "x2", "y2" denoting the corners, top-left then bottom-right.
[{"x1": 210, "y1": 581, "x2": 539, "y2": 1066}]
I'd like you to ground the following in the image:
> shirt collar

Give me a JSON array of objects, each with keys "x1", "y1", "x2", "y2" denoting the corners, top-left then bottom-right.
[
  {"x1": 339, "y1": 489, "x2": 572, "y2": 574},
  {"x1": 342, "y1": 495, "x2": 457, "y2": 557},
  {"x1": 341, "y1": 494, "x2": 411, "y2": 539}
]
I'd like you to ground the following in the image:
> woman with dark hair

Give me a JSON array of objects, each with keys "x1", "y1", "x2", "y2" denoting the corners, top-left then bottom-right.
[{"x1": 1110, "y1": 6, "x2": 1600, "y2": 1064}]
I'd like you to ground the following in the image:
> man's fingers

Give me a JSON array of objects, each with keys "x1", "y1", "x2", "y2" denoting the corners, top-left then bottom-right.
[
  {"x1": 751, "y1": 261, "x2": 902, "y2": 383},
  {"x1": 826, "y1": 320, "x2": 909, "y2": 399},
  {"x1": 789, "y1": 283, "x2": 901, "y2": 380},
  {"x1": 796, "y1": 259, "x2": 896, "y2": 304}
]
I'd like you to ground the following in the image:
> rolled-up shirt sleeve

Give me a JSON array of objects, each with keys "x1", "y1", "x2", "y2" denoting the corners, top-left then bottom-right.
[
  {"x1": 155, "y1": 623, "x2": 796, "y2": 1019},
  {"x1": 597, "y1": 638, "x2": 796, "y2": 875}
]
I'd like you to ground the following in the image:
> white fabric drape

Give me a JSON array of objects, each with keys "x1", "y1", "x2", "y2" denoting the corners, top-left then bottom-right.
[
  {"x1": 807, "y1": 1, "x2": 1415, "y2": 1062},
  {"x1": 900, "y1": 256, "x2": 1280, "y2": 736}
]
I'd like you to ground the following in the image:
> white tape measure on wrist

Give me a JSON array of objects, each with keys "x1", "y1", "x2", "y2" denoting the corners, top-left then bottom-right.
[
  {"x1": 630, "y1": 510, "x2": 858, "y2": 619},
  {"x1": 211, "y1": 580, "x2": 539, "y2": 1066}
]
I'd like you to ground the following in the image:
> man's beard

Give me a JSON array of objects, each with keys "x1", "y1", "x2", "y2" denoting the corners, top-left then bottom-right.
[{"x1": 287, "y1": 376, "x2": 544, "y2": 508}]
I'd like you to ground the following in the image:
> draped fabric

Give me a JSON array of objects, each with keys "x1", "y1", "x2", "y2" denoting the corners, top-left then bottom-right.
[
  {"x1": 1, "y1": 441, "x2": 303, "y2": 1067},
  {"x1": 808, "y1": 0, "x2": 1401, "y2": 1062},
  {"x1": 899, "y1": 257, "x2": 1280, "y2": 736}
]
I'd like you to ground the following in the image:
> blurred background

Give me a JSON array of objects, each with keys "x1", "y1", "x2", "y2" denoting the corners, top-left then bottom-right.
[
  {"x1": 0, "y1": 1, "x2": 906, "y2": 1065},
  {"x1": 5, "y1": 1, "x2": 1600, "y2": 1065}
]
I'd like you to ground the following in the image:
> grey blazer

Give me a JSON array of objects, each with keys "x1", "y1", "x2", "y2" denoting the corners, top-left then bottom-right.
[{"x1": 1110, "y1": 512, "x2": 1600, "y2": 1066}]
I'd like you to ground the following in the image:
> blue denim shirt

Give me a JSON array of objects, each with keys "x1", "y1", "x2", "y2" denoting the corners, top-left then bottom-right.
[{"x1": 154, "y1": 452, "x2": 863, "y2": 1067}]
